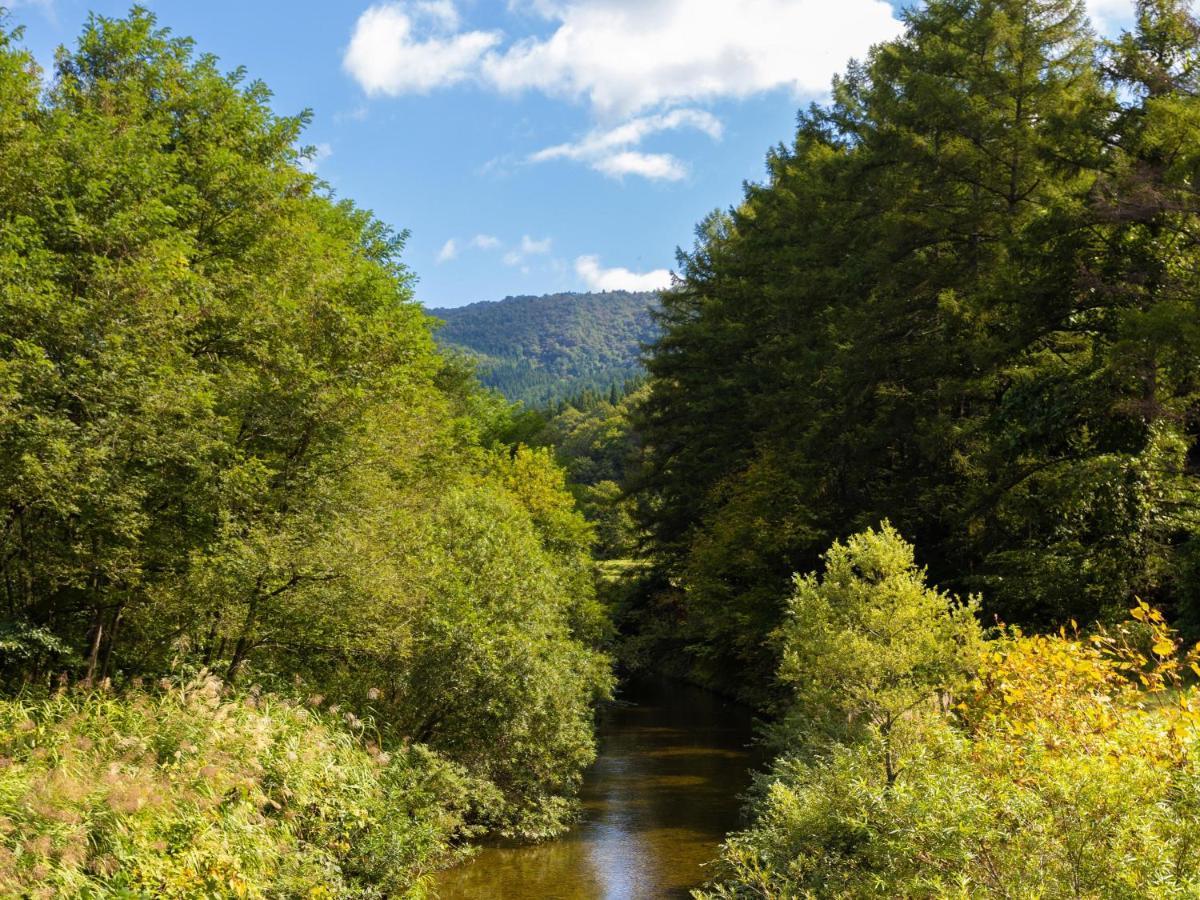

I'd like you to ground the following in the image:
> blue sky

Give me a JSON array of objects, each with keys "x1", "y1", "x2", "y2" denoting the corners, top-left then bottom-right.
[{"x1": 7, "y1": 0, "x2": 1134, "y2": 308}]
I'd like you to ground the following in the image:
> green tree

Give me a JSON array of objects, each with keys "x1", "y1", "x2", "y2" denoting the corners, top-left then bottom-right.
[
  {"x1": 774, "y1": 524, "x2": 983, "y2": 784},
  {"x1": 0, "y1": 7, "x2": 610, "y2": 838},
  {"x1": 633, "y1": 0, "x2": 1200, "y2": 698}
]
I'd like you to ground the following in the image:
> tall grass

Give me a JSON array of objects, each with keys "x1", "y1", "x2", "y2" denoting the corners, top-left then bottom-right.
[{"x1": 0, "y1": 676, "x2": 476, "y2": 898}]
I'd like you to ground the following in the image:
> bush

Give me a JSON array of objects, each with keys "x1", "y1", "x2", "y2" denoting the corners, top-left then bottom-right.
[
  {"x1": 0, "y1": 678, "x2": 477, "y2": 898},
  {"x1": 701, "y1": 532, "x2": 1200, "y2": 898}
]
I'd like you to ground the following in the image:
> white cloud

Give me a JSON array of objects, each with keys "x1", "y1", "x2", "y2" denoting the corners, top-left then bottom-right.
[
  {"x1": 471, "y1": 233, "x2": 501, "y2": 249},
  {"x1": 575, "y1": 255, "x2": 672, "y2": 292},
  {"x1": 344, "y1": 2, "x2": 501, "y2": 95},
  {"x1": 533, "y1": 109, "x2": 722, "y2": 161},
  {"x1": 346, "y1": 0, "x2": 903, "y2": 116},
  {"x1": 298, "y1": 142, "x2": 333, "y2": 174},
  {"x1": 481, "y1": 0, "x2": 903, "y2": 117},
  {"x1": 504, "y1": 234, "x2": 553, "y2": 265},
  {"x1": 436, "y1": 238, "x2": 458, "y2": 263},
  {"x1": 594, "y1": 152, "x2": 687, "y2": 181},
  {"x1": 414, "y1": 0, "x2": 462, "y2": 29},
  {"x1": 520, "y1": 234, "x2": 552, "y2": 255},
  {"x1": 530, "y1": 108, "x2": 720, "y2": 181}
]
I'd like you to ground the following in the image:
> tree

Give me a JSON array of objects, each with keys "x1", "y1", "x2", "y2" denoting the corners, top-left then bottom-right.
[
  {"x1": 633, "y1": 0, "x2": 1200, "y2": 698},
  {"x1": 774, "y1": 524, "x2": 983, "y2": 784},
  {"x1": 0, "y1": 8, "x2": 611, "y2": 837}
]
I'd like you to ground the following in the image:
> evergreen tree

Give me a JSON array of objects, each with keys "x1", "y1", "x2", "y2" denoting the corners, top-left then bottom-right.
[{"x1": 635, "y1": 0, "x2": 1200, "y2": 699}]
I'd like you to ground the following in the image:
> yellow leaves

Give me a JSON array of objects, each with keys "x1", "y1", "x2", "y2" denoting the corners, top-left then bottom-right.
[
  {"x1": 976, "y1": 619, "x2": 1134, "y2": 713},
  {"x1": 1131, "y1": 599, "x2": 1164, "y2": 626},
  {"x1": 1153, "y1": 637, "x2": 1177, "y2": 658},
  {"x1": 959, "y1": 606, "x2": 1200, "y2": 776}
]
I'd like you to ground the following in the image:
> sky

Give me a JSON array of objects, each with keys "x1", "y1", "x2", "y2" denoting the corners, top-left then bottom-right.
[{"x1": 6, "y1": 0, "x2": 1137, "y2": 308}]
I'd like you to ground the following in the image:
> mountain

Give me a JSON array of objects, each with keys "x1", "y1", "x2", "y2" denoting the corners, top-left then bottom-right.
[{"x1": 429, "y1": 290, "x2": 660, "y2": 407}]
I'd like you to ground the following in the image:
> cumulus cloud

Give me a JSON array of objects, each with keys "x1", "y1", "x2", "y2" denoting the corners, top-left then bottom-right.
[
  {"x1": 344, "y1": 2, "x2": 501, "y2": 95},
  {"x1": 436, "y1": 238, "x2": 458, "y2": 263},
  {"x1": 504, "y1": 234, "x2": 553, "y2": 266},
  {"x1": 485, "y1": 0, "x2": 901, "y2": 117},
  {"x1": 575, "y1": 255, "x2": 672, "y2": 292},
  {"x1": 530, "y1": 108, "x2": 721, "y2": 181},
  {"x1": 345, "y1": 0, "x2": 903, "y2": 115},
  {"x1": 344, "y1": 1, "x2": 901, "y2": 179},
  {"x1": 471, "y1": 234, "x2": 501, "y2": 249}
]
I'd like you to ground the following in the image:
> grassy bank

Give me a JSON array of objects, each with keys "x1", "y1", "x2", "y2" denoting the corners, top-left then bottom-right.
[{"x1": 0, "y1": 677, "x2": 481, "y2": 898}]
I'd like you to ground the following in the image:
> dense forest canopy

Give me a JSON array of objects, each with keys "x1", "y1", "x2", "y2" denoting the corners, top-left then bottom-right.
[
  {"x1": 0, "y1": 8, "x2": 610, "y2": 894},
  {"x1": 612, "y1": 2, "x2": 1200, "y2": 895},
  {"x1": 431, "y1": 290, "x2": 659, "y2": 406},
  {"x1": 510, "y1": 383, "x2": 648, "y2": 561},
  {"x1": 634, "y1": 0, "x2": 1200, "y2": 698}
]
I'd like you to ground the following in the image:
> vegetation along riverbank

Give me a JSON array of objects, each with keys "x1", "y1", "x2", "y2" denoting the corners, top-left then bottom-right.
[{"x1": 5, "y1": 0, "x2": 1200, "y2": 896}]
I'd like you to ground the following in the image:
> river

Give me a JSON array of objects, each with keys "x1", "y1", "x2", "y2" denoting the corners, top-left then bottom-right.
[{"x1": 434, "y1": 678, "x2": 757, "y2": 900}]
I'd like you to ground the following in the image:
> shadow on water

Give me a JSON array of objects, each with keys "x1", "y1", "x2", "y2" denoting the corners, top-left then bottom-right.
[{"x1": 435, "y1": 678, "x2": 758, "y2": 900}]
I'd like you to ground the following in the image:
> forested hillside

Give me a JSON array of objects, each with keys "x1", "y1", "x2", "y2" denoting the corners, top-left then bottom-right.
[
  {"x1": 0, "y1": 11, "x2": 609, "y2": 896},
  {"x1": 431, "y1": 291, "x2": 659, "y2": 406}
]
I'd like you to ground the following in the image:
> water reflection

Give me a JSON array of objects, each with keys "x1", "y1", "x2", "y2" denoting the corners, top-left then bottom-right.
[{"x1": 435, "y1": 678, "x2": 756, "y2": 899}]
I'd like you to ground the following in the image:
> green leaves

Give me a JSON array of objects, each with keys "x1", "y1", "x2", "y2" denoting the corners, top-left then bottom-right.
[
  {"x1": 774, "y1": 524, "x2": 983, "y2": 764},
  {"x1": 633, "y1": 0, "x2": 1200, "y2": 694},
  {"x1": 0, "y1": 7, "x2": 611, "y2": 842}
]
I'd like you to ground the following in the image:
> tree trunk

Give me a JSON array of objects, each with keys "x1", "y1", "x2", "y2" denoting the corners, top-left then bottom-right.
[
  {"x1": 225, "y1": 589, "x2": 261, "y2": 682},
  {"x1": 99, "y1": 603, "x2": 124, "y2": 681},
  {"x1": 84, "y1": 614, "x2": 103, "y2": 687}
]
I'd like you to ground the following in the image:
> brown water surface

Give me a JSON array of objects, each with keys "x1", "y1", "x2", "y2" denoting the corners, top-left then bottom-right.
[{"x1": 435, "y1": 678, "x2": 756, "y2": 900}]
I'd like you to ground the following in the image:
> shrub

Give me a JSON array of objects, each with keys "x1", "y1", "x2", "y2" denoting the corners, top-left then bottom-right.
[
  {"x1": 0, "y1": 677, "x2": 476, "y2": 898},
  {"x1": 701, "y1": 533, "x2": 1200, "y2": 898},
  {"x1": 771, "y1": 523, "x2": 984, "y2": 779}
]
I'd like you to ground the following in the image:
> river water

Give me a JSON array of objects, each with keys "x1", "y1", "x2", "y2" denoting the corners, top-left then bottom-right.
[{"x1": 435, "y1": 678, "x2": 757, "y2": 900}]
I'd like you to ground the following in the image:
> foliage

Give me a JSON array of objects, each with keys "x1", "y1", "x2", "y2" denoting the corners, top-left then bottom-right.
[
  {"x1": 772, "y1": 524, "x2": 984, "y2": 782},
  {"x1": 432, "y1": 292, "x2": 659, "y2": 407},
  {"x1": 701, "y1": 533, "x2": 1200, "y2": 898},
  {"x1": 0, "y1": 4, "x2": 610, "y2": 857},
  {"x1": 528, "y1": 386, "x2": 647, "y2": 560},
  {"x1": 0, "y1": 677, "x2": 478, "y2": 899},
  {"x1": 633, "y1": 0, "x2": 1200, "y2": 697}
]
